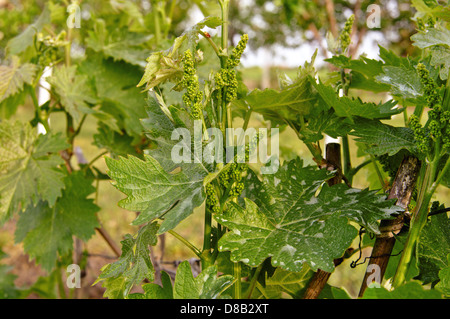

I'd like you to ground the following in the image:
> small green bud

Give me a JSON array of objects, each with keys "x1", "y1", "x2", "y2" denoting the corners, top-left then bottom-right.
[{"x1": 339, "y1": 15, "x2": 355, "y2": 52}]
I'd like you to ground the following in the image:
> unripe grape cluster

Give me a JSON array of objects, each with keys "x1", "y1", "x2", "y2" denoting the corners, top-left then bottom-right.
[{"x1": 182, "y1": 50, "x2": 203, "y2": 119}]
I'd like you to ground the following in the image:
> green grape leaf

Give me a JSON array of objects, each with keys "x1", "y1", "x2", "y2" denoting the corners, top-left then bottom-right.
[
  {"x1": 216, "y1": 159, "x2": 400, "y2": 272},
  {"x1": 232, "y1": 84, "x2": 316, "y2": 123},
  {"x1": 93, "y1": 124, "x2": 142, "y2": 159},
  {"x1": 141, "y1": 92, "x2": 206, "y2": 172},
  {"x1": 86, "y1": 19, "x2": 151, "y2": 67},
  {"x1": 362, "y1": 281, "x2": 443, "y2": 299},
  {"x1": 301, "y1": 109, "x2": 352, "y2": 143},
  {"x1": 173, "y1": 261, "x2": 234, "y2": 299},
  {"x1": 129, "y1": 271, "x2": 174, "y2": 299},
  {"x1": 0, "y1": 90, "x2": 27, "y2": 119},
  {"x1": 254, "y1": 266, "x2": 314, "y2": 299},
  {"x1": 99, "y1": 276, "x2": 127, "y2": 299},
  {"x1": 6, "y1": 5, "x2": 51, "y2": 55},
  {"x1": 375, "y1": 66, "x2": 424, "y2": 100},
  {"x1": 107, "y1": 92, "x2": 215, "y2": 232},
  {"x1": 318, "y1": 285, "x2": 352, "y2": 299},
  {"x1": 411, "y1": 27, "x2": 450, "y2": 49},
  {"x1": 24, "y1": 269, "x2": 60, "y2": 299},
  {"x1": 48, "y1": 65, "x2": 98, "y2": 127},
  {"x1": 130, "y1": 262, "x2": 234, "y2": 299},
  {"x1": 233, "y1": 59, "x2": 317, "y2": 124},
  {"x1": 430, "y1": 46, "x2": 450, "y2": 80},
  {"x1": 325, "y1": 55, "x2": 390, "y2": 93},
  {"x1": 0, "y1": 251, "x2": 22, "y2": 299},
  {"x1": 95, "y1": 222, "x2": 159, "y2": 297},
  {"x1": 182, "y1": 16, "x2": 223, "y2": 49},
  {"x1": 350, "y1": 118, "x2": 418, "y2": 156},
  {"x1": 137, "y1": 17, "x2": 222, "y2": 90},
  {"x1": 14, "y1": 172, "x2": 100, "y2": 271},
  {"x1": 416, "y1": 213, "x2": 450, "y2": 284},
  {"x1": 105, "y1": 153, "x2": 209, "y2": 233},
  {"x1": 436, "y1": 254, "x2": 450, "y2": 297},
  {"x1": 0, "y1": 56, "x2": 37, "y2": 103},
  {"x1": 0, "y1": 121, "x2": 69, "y2": 222},
  {"x1": 310, "y1": 78, "x2": 401, "y2": 122},
  {"x1": 79, "y1": 56, "x2": 147, "y2": 137}
]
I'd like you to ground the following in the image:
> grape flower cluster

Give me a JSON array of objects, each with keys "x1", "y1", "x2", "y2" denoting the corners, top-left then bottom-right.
[
  {"x1": 182, "y1": 50, "x2": 203, "y2": 119},
  {"x1": 214, "y1": 34, "x2": 248, "y2": 103},
  {"x1": 409, "y1": 63, "x2": 450, "y2": 154},
  {"x1": 206, "y1": 132, "x2": 262, "y2": 213},
  {"x1": 339, "y1": 15, "x2": 355, "y2": 53}
]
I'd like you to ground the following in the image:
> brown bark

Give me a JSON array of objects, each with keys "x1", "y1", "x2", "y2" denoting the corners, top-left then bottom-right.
[
  {"x1": 303, "y1": 143, "x2": 342, "y2": 299},
  {"x1": 325, "y1": 0, "x2": 338, "y2": 38},
  {"x1": 358, "y1": 156, "x2": 420, "y2": 297}
]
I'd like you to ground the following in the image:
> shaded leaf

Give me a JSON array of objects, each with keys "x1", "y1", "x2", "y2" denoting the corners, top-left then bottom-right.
[
  {"x1": 174, "y1": 261, "x2": 234, "y2": 299},
  {"x1": 416, "y1": 213, "x2": 450, "y2": 284},
  {"x1": 14, "y1": 172, "x2": 100, "y2": 271},
  {"x1": 362, "y1": 281, "x2": 443, "y2": 299},
  {"x1": 0, "y1": 121, "x2": 69, "y2": 222},
  {"x1": 95, "y1": 222, "x2": 159, "y2": 297},
  {"x1": 6, "y1": 6, "x2": 51, "y2": 55},
  {"x1": 79, "y1": 56, "x2": 147, "y2": 137},
  {"x1": 310, "y1": 77, "x2": 401, "y2": 122},
  {"x1": 350, "y1": 118, "x2": 418, "y2": 156},
  {"x1": 86, "y1": 19, "x2": 151, "y2": 67},
  {"x1": 254, "y1": 266, "x2": 314, "y2": 299},
  {"x1": 0, "y1": 56, "x2": 37, "y2": 103},
  {"x1": 48, "y1": 65, "x2": 98, "y2": 127},
  {"x1": 436, "y1": 254, "x2": 450, "y2": 297},
  {"x1": 129, "y1": 271, "x2": 173, "y2": 299}
]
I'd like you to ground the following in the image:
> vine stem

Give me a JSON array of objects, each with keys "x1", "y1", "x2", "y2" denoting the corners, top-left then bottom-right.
[
  {"x1": 392, "y1": 145, "x2": 441, "y2": 287},
  {"x1": 341, "y1": 135, "x2": 351, "y2": 179},
  {"x1": 96, "y1": 227, "x2": 121, "y2": 258},
  {"x1": 29, "y1": 86, "x2": 50, "y2": 133},
  {"x1": 83, "y1": 151, "x2": 108, "y2": 171},
  {"x1": 288, "y1": 119, "x2": 325, "y2": 165},
  {"x1": 199, "y1": 30, "x2": 221, "y2": 58},
  {"x1": 369, "y1": 155, "x2": 387, "y2": 191},
  {"x1": 219, "y1": 0, "x2": 229, "y2": 56},
  {"x1": 203, "y1": 206, "x2": 212, "y2": 253},
  {"x1": 245, "y1": 263, "x2": 263, "y2": 298},
  {"x1": 57, "y1": 266, "x2": 67, "y2": 299},
  {"x1": 357, "y1": 156, "x2": 420, "y2": 297},
  {"x1": 233, "y1": 262, "x2": 242, "y2": 299},
  {"x1": 168, "y1": 230, "x2": 202, "y2": 258}
]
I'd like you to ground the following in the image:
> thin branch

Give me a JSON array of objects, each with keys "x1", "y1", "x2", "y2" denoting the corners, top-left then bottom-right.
[
  {"x1": 325, "y1": 0, "x2": 338, "y2": 38},
  {"x1": 95, "y1": 227, "x2": 121, "y2": 258},
  {"x1": 168, "y1": 230, "x2": 202, "y2": 257},
  {"x1": 358, "y1": 156, "x2": 420, "y2": 297}
]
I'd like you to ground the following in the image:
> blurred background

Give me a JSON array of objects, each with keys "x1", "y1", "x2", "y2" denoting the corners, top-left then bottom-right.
[{"x1": 0, "y1": 0, "x2": 448, "y2": 298}]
